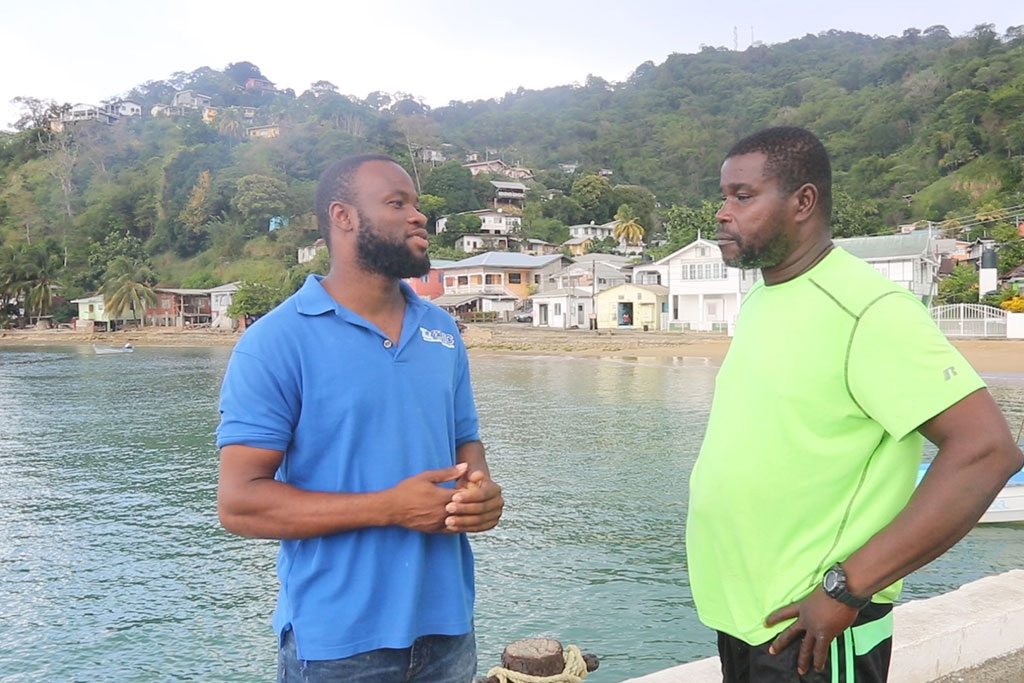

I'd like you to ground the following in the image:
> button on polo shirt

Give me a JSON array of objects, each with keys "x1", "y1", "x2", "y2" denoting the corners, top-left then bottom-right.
[{"x1": 217, "y1": 274, "x2": 480, "y2": 661}]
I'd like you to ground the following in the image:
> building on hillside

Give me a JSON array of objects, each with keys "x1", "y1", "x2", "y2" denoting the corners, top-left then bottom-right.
[
  {"x1": 490, "y1": 181, "x2": 527, "y2": 210},
  {"x1": 520, "y1": 238, "x2": 560, "y2": 256},
  {"x1": 247, "y1": 124, "x2": 280, "y2": 139},
  {"x1": 172, "y1": 90, "x2": 212, "y2": 109},
  {"x1": 417, "y1": 148, "x2": 446, "y2": 164},
  {"x1": 298, "y1": 238, "x2": 327, "y2": 264},
  {"x1": 530, "y1": 288, "x2": 593, "y2": 328},
  {"x1": 244, "y1": 77, "x2": 277, "y2": 92},
  {"x1": 594, "y1": 283, "x2": 668, "y2": 330},
  {"x1": 455, "y1": 234, "x2": 510, "y2": 254},
  {"x1": 463, "y1": 159, "x2": 508, "y2": 176},
  {"x1": 436, "y1": 209, "x2": 521, "y2": 235},
  {"x1": 104, "y1": 100, "x2": 143, "y2": 117}
]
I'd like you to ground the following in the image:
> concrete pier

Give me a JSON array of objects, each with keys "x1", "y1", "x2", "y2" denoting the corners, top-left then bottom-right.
[{"x1": 623, "y1": 570, "x2": 1024, "y2": 683}]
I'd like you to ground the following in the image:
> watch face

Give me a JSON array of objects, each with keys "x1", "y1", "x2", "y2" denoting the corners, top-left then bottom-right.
[{"x1": 823, "y1": 570, "x2": 839, "y2": 592}]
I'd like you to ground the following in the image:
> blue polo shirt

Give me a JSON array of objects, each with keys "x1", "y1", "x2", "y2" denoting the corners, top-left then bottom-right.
[{"x1": 217, "y1": 275, "x2": 479, "y2": 661}]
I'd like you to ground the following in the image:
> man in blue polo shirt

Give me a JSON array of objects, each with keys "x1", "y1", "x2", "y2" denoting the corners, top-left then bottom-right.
[{"x1": 217, "y1": 153, "x2": 504, "y2": 682}]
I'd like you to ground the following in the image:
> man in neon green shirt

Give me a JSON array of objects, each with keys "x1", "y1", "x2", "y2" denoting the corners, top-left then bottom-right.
[{"x1": 686, "y1": 126, "x2": 1023, "y2": 682}]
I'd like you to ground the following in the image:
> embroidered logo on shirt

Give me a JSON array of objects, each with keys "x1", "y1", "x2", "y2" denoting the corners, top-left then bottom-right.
[
  {"x1": 420, "y1": 327, "x2": 455, "y2": 349},
  {"x1": 943, "y1": 366, "x2": 957, "y2": 381}
]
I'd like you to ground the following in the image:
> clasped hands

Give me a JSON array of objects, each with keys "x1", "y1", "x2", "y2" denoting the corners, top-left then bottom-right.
[{"x1": 391, "y1": 463, "x2": 504, "y2": 534}]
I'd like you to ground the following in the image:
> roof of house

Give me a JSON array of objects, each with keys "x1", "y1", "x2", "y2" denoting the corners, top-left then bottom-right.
[
  {"x1": 207, "y1": 281, "x2": 240, "y2": 293},
  {"x1": 599, "y1": 283, "x2": 669, "y2": 297},
  {"x1": 448, "y1": 252, "x2": 563, "y2": 269},
  {"x1": 570, "y1": 253, "x2": 631, "y2": 266},
  {"x1": 429, "y1": 259, "x2": 457, "y2": 269},
  {"x1": 562, "y1": 237, "x2": 594, "y2": 246},
  {"x1": 648, "y1": 238, "x2": 721, "y2": 266},
  {"x1": 834, "y1": 230, "x2": 931, "y2": 260},
  {"x1": 490, "y1": 181, "x2": 528, "y2": 191},
  {"x1": 155, "y1": 288, "x2": 209, "y2": 296},
  {"x1": 530, "y1": 287, "x2": 592, "y2": 299}
]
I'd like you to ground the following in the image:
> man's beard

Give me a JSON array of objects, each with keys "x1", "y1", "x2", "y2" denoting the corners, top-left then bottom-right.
[
  {"x1": 355, "y1": 212, "x2": 430, "y2": 278},
  {"x1": 720, "y1": 224, "x2": 793, "y2": 270}
]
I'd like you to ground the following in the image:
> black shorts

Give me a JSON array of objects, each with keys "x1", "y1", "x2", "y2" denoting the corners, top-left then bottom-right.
[{"x1": 717, "y1": 602, "x2": 893, "y2": 682}]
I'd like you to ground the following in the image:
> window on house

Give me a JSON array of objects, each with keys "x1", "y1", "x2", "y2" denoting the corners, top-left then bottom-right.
[
  {"x1": 554, "y1": 303, "x2": 562, "y2": 315},
  {"x1": 458, "y1": 276, "x2": 469, "y2": 286},
  {"x1": 534, "y1": 274, "x2": 541, "y2": 284},
  {"x1": 508, "y1": 273, "x2": 522, "y2": 284}
]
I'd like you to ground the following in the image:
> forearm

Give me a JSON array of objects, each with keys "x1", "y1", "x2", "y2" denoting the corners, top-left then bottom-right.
[
  {"x1": 456, "y1": 440, "x2": 489, "y2": 476},
  {"x1": 219, "y1": 478, "x2": 394, "y2": 540},
  {"x1": 844, "y1": 439, "x2": 1022, "y2": 598}
]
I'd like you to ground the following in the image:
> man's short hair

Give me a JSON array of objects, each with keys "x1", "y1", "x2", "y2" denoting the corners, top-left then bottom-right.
[
  {"x1": 315, "y1": 153, "x2": 398, "y2": 247},
  {"x1": 726, "y1": 126, "x2": 832, "y2": 220}
]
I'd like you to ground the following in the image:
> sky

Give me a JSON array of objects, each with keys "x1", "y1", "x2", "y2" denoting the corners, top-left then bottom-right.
[{"x1": 1, "y1": 0, "x2": 1020, "y2": 131}]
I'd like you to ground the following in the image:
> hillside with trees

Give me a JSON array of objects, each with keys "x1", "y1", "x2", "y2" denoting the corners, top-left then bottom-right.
[{"x1": 2, "y1": 25, "x2": 1023, "y2": 324}]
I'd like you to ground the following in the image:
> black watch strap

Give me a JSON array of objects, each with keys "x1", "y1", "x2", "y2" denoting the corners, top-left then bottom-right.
[{"x1": 822, "y1": 563, "x2": 871, "y2": 610}]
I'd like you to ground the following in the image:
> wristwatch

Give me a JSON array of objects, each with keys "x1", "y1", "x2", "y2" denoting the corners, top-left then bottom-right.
[{"x1": 822, "y1": 563, "x2": 871, "y2": 610}]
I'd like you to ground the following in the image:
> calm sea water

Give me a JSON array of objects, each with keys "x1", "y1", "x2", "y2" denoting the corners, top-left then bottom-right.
[{"x1": 0, "y1": 346, "x2": 1022, "y2": 682}]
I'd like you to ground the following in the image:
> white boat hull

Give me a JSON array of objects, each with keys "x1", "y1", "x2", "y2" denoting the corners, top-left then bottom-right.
[
  {"x1": 918, "y1": 465, "x2": 1024, "y2": 524},
  {"x1": 979, "y1": 484, "x2": 1024, "y2": 524}
]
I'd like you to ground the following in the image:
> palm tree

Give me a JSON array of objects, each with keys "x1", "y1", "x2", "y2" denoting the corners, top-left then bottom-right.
[
  {"x1": 613, "y1": 204, "x2": 646, "y2": 247},
  {"x1": 101, "y1": 256, "x2": 157, "y2": 327},
  {"x1": 21, "y1": 246, "x2": 61, "y2": 322},
  {"x1": 0, "y1": 244, "x2": 34, "y2": 326}
]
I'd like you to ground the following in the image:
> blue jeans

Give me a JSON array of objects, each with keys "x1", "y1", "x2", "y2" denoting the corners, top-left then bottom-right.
[{"x1": 277, "y1": 627, "x2": 477, "y2": 683}]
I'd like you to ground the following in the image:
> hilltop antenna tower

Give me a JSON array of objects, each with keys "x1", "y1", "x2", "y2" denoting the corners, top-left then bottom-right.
[{"x1": 734, "y1": 26, "x2": 738, "y2": 51}]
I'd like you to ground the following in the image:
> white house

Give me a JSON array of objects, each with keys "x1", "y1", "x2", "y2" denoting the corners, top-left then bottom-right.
[
  {"x1": 104, "y1": 100, "x2": 142, "y2": 117},
  {"x1": 436, "y1": 209, "x2": 521, "y2": 235},
  {"x1": 208, "y1": 282, "x2": 240, "y2": 330},
  {"x1": 549, "y1": 255, "x2": 631, "y2": 295},
  {"x1": 530, "y1": 287, "x2": 593, "y2": 329},
  {"x1": 454, "y1": 233, "x2": 509, "y2": 253},
  {"x1": 634, "y1": 238, "x2": 756, "y2": 333},
  {"x1": 172, "y1": 90, "x2": 212, "y2": 109},
  {"x1": 636, "y1": 231, "x2": 942, "y2": 335},
  {"x1": 835, "y1": 230, "x2": 940, "y2": 302},
  {"x1": 298, "y1": 238, "x2": 327, "y2": 264}
]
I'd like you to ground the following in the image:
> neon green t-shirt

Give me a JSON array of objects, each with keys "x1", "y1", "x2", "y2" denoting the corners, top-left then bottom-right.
[{"x1": 686, "y1": 247, "x2": 985, "y2": 645}]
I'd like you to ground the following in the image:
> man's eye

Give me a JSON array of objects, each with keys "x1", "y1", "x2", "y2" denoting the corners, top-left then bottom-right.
[{"x1": 390, "y1": 200, "x2": 404, "y2": 208}]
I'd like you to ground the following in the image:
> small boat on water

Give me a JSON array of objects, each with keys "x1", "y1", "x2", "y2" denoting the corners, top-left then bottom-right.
[
  {"x1": 917, "y1": 463, "x2": 1024, "y2": 524},
  {"x1": 93, "y1": 343, "x2": 134, "y2": 355}
]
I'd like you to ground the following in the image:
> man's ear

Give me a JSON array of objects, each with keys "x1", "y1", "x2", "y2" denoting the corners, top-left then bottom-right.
[
  {"x1": 793, "y1": 183, "x2": 819, "y2": 223},
  {"x1": 329, "y1": 201, "x2": 356, "y2": 233}
]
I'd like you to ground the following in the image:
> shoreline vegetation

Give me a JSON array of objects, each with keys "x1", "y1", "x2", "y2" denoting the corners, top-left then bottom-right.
[{"x1": 1, "y1": 324, "x2": 1022, "y2": 374}]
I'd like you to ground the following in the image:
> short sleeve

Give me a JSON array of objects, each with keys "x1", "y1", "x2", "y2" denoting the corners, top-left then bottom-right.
[
  {"x1": 216, "y1": 348, "x2": 299, "y2": 451},
  {"x1": 847, "y1": 292, "x2": 986, "y2": 441},
  {"x1": 452, "y1": 340, "x2": 480, "y2": 447}
]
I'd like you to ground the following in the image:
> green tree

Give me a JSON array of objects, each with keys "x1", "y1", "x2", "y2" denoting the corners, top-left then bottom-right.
[
  {"x1": 418, "y1": 194, "x2": 447, "y2": 231},
  {"x1": 437, "y1": 213, "x2": 482, "y2": 248},
  {"x1": 232, "y1": 174, "x2": 289, "y2": 236},
  {"x1": 178, "y1": 170, "x2": 214, "y2": 254},
  {"x1": 228, "y1": 280, "x2": 289, "y2": 319},
  {"x1": 651, "y1": 201, "x2": 719, "y2": 258},
  {"x1": 101, "y1": 256, "x2": 157, "y2": 326},
  {"x1": 422, "y1": 163, "x2": 480, "y2": 213},
  {"x1": 936, "y1": 263, "x2": 979, "y2": 304}
]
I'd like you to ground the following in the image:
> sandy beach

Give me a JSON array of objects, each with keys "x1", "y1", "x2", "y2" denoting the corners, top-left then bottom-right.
[
  {"x1": 4, "y1": 322, "x2": 1021, "y2": 376},
  {"x1": 1, "y1": 323, "x2": 1021, "y2": 373}
]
